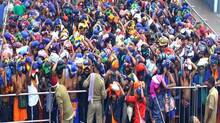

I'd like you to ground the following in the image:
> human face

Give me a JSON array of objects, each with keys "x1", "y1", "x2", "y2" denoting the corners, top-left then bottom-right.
[
  {"x1": 182, "y1": 39, "x2": 188, "y2": 46},
  {"x1": 211, "y1": 64, "x2": 218, "y2": 70},
  {"x1": 79, "y1": 27, "x2": 86, "y2": 34},
  {"x1": 120, "y1": 4, "x2": 124, "y2": 10},
  {"x1": 207, "y1": 82, "x2": 212, "y2": 90},
  {"x1": 198, "y1": 66, "x2": 205, "y2": 74},
  {"x1": 160, "y1": 45, "x2": 167, "y2": 51},
  {"x1": 198, "y1": 51, "x2": 205, "y2": 58}
]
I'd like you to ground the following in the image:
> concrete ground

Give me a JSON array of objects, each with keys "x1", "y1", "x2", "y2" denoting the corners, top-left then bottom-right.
[{"x1": 187, "y1": 0, "x2": 220, "y2": 36}]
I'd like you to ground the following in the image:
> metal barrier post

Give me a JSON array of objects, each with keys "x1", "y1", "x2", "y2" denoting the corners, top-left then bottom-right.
[
  {"x1": 200, "y1": 89, "x2": 202, "y2": 123},
  {"x1": 179, "y1": 89, "x2": 181, "y2": 123},
  {"x1": 49, "y1": 88, "x2": 52, "y2": 123}
]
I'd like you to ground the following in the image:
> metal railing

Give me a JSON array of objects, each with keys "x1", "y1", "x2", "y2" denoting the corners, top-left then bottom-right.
[
  {"x1": 1, "y1": 85, "x2": 219, "y2": 123},
  {"x1": 0, "y1": 90, "x2": 87, "y2": 97},
  {"x1": 155, "y1": 85, "x2": 219, "y2": 123},
  {"x1": 186, "y1": 0, "x2": 219, "y2": 39},
  {"x1": 3, "y1": 119, "x2": 50, "y2": 123},
  {"x1": 0, "y1": 89, "x2": 87, "y2": 123}
]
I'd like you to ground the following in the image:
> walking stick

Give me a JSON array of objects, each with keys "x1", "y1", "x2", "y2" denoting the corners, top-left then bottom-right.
[{"x1": 155, "y1": 96, "x2": 166, "y2": 123}]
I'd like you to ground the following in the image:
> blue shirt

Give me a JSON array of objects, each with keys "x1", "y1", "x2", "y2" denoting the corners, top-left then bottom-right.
[{"x1": 192, "y1": 73, "x2": 208, "y2": 105}]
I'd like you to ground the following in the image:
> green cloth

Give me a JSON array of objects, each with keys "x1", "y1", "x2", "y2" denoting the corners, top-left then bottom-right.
[
  {"x1": 199, "y1": 76, "x2": 208, "y2": 105},
  {"x1": 13, "y1": 5, "x2": 26, "y2": 16},
  {"x1": 55, "y1": 84, "x2": 74, "y2": 120}
]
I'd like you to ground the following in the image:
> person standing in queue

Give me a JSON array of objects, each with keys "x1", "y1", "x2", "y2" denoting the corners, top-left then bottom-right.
[
  {"x1": 83, "y1": 62, "x2": 107, "y2": 123},
  {"x1": 51, "y1": 63, "x2": 75, "y2": 123},
  {"x1": 12, "y1": 59, "x2": 28, "y2": 121},
  {"x1": 204, "y1": 76, "x2": 218, "y2": 123}
]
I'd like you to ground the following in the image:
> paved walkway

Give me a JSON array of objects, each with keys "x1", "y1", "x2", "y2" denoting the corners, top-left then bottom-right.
[{"x1": 187, "y1": 0, "x2": 220, "y2": 35}]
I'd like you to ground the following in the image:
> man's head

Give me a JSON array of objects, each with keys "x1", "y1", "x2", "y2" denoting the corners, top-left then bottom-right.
[
  {"x1": 135, "y1": 63, "x2": 146, "y2": 80},
  {"x1": 206, "y1": 76, "x2": 215, "y2": 89},
  {"x1": 197, "y1": 66, "x2": 205, "y2": 74}
]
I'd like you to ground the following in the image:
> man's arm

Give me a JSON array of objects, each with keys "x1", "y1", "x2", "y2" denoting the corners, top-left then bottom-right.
[
  {"x1": 56, "y1": 93, "x2": 64, "y2": 123},
  {"x1": 59, "y1": 106, "x2": 64, "y2": 123},
  {"x1": 101, "y1": 76, "x2": 107, "y2": 99},
  {"x1": 205, "y1": 108, "x2": 213, "y2": 123}
]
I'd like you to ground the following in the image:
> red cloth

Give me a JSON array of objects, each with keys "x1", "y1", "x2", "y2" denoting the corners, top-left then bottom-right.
[
  {"x1": 135, "y1": 63, "x2": 146, "y2": 72},
  {"x1": 164, "y1": 48, "x2": 175, "y2": 55},
  {"x1": 51, "y1": 74, "x2": 58, "y2": 87},
  {"x1": 126, "y1": 96, "x2": 146, "y2": 123}
]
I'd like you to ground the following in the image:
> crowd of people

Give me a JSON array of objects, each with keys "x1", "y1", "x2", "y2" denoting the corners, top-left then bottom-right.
[{"x1": 0, "y1": 0, "x2": 220, "y2": 123}]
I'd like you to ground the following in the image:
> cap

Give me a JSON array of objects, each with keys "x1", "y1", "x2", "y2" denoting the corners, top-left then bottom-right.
[
  {"x1": 16, "y1": 46, "x2": 29, "y2": 55},
  {"x1": 135, "y1": 63, "x2": 146, "y2": 72},
  {"x1": 21, "y1": 30, "x2": 30, "y2": 39},
  {"x1": 162, "y1": 59, "x2": 171, "y2": 68},
  {"x1": 38, "y1": 50, "x2": 48, "y2": 58},
  {"x1": 111, "y1": 82, "x2": 120, "y2": 91},
  {"x1": 4, "y1": 32, "x2": 12, "y2": 41},
  {"x1": 101, "y1": 53, "x2": 108, "y2": 63},
  {"x1": 197, "y1": 58, "x2": 208, "y2": 67},
  {"x1": 159, "y1": 36, "x2": 169, "y2": 46},
  {"x1": 45, "y1": 19, "x2": 53, "y2": 26},
  {"x1": 210, "y1": 54, "x2": 218, "y2": 65},
  {"x1": 49, "y1": 52, "x2": 59, "y2": 64},
  {"x1": 42, "y1": 62, "x2": 52, "y2": 75},
  {"x1": 31, "y1": 40, "x2": 40, "y2": 48},
  {"x1": 111, "y1": 59, "x2": 119, "y2": 70},
  {"x1": 32, "y1": 62, "x2": 39, "y2": 70},
  {"x1": 133, "y1": 81, "x2": 141, "y2": 89}
]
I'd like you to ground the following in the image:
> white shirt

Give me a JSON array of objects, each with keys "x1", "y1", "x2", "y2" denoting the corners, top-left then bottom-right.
[{"x1": 28, "y1": 82, "x2": 39, "y2": 107}]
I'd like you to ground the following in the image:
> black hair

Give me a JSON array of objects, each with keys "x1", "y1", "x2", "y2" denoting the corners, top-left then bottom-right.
[{"x1": 208, "y1": 76, "x2": 215, "y2": 86}]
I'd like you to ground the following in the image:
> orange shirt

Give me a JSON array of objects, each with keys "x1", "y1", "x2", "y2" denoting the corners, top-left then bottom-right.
[{"x1": 212, "y1": 69, "x2": 219, "y2": 80}]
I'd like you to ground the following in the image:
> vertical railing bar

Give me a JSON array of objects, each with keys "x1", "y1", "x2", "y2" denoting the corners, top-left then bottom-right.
[
  {"x1": 49, "y1": 87, "x2": 52, "y2": 123},
  {"x1": 188, "y1": 89, "x2": 191, "y2": 123},
  {"x1": 179, "y1": 89, "x2": 181, "y2": 123}
]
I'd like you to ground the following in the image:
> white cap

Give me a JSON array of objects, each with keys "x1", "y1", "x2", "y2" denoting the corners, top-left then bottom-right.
[
  {"x1": 49, "y1": 52, "x2": 59, "y2": 64},
  {"x1": 197, "y1": 58, "x2": 209, "y2": 67}
]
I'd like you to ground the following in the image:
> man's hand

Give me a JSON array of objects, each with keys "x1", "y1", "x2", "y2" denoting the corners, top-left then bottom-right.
[{"x1": 73, "y1": 111, "x2": 76, "y2": 117}]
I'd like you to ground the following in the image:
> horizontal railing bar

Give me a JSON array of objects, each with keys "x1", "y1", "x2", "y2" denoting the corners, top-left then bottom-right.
[
  {"x1": 1, "y1": 85, "x2": 220, "y2": 97},
  {"x1": 2, "y1": 119, "x2": 50, "y2": 123},
  {"x1": 168, "y1": 85, "x2": 220, "y2": 89},
  {"x1": 0, "y1": 90, "x2": 87, "y2": 97},
  {"x1": 168, "y1": 85, "x2": 206, "y2": 89}
]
